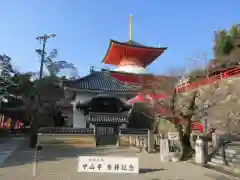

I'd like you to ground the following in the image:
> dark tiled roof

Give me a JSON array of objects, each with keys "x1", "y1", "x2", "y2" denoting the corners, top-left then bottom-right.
[
  {"x1": 125, "y1": 40, "x2": 144, "y2": 47},
  {"x1": 88, "y1": 113, "x2": 128, "y2": 123},
  {"x1": 63, "y1": 71, "x2": 138, "y2": 93},
  {"x1": 37, "y1": 127, "x2": 94, "y2": 134},
  {"x1": 112, "y1": 39, "x2": 167, "y2": 50}
]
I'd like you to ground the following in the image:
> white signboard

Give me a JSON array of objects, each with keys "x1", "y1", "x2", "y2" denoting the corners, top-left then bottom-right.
[
  {"x1": 77, "y1": 156, "x2": 139, "y2": 174},
  {"x1": 168, "y1": 132, "x2": 179, "y2": 141}
]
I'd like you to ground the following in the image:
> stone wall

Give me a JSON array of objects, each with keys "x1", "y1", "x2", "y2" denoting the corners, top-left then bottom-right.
[
  {"x1": 38, "y1": 134, "x2": 96, "y2": 148},
  {"x1": 37, "y1": 127, "x2": 96, "y2": 148}
]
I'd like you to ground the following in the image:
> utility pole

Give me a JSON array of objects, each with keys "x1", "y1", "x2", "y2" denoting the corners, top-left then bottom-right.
[
  {"x1": 29, "y1": 34, "x2": 56, "y2": 149},
  {"x1": 36, "y1": 33, "x2": 56, "y2": 79}
]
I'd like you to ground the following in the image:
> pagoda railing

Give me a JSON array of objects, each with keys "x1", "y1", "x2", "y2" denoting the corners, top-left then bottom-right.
[{"x1": 176, "y1": 67, "x2": 240, "y2": 92}]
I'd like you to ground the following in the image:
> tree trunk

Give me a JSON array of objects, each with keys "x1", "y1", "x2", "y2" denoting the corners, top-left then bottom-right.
[
  {"x1": 181, "y1": 119, "x2": 194, "y2": 160},
  {"x1": 175, "y1": 124, "x2": 184, "y2": 159}
]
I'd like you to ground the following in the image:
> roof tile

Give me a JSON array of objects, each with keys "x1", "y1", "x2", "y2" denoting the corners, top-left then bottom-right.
[
  {"x1": 64, "y1": 71, "x2": 138, "y2": 93},
  {"x1": 88, "y1": 112, "x2": 128, "y2": 123}
]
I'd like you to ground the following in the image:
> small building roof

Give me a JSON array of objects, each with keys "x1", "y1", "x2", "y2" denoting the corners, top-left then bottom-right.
[
  {"x1": 102, "y1": 40, "x2": 167, "y2": 67},
  {"x1": 63, "y1": 70, "x2": 139, "y2": 94}
]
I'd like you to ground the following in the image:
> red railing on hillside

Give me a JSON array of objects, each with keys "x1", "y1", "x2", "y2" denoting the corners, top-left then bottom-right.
[{"x1": 177, "y1": 67, "x2": 240, "y2": 92}]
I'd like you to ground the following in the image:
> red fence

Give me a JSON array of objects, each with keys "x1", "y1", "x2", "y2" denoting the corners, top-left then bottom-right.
[{"x1": 177, "y1": 67, "x2": 240, "y2": 92}]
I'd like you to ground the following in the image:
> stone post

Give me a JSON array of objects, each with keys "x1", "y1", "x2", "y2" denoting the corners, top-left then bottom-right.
[
  {"x1": 203, "y1": 102, "x2": 209, "y2": 135},
  {"x1": 144, "y1": 136, "x2": 148, "y2": 151},
  {"x1": 160, "y1": 138, "x2": 170, "y2": 162},
  {"x1": 147, "y1": 129, "x2": 154, "y2": 153},
  {"x1": 195, "y1": 136, "x2": 208, "y2": 164},
  {"x1": 195, "y1": 137, "x2": 204, "y2": 164},
  {"x1": 136, "y1": 136, "x2": 139, "y2": 146},
  {"x1": 212, "y1": 132, "x2": 220, "y2": 149},
  {"x1": 116, "y1": 139, "x2": 120, "y2": 147}
]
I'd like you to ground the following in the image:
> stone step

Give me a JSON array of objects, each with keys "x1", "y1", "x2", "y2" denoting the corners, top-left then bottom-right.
[
  {"x1": 211, "y1": 158, "x2": 240, "y2": 169},
  {"x1": 225, "y1": 148, "x2": 240, "y2": 154},
  {"x1": 213, "y1": 154, "x2": 233, "y2": 162},
  {"x1": 234, "y1": 154, "x2": 240, "y2": 159},
  {"x1": 207, "y1": 161, "x2": 240, "y2": 175},
  {"x1": 228, "y1": 141, "x2": 240, "y2": 146},
  {"x1": 211, "y1": 157, "x2": 234, "y2": 167},
  {"x1": 217, "y1": 148, "x2": 240, "y2": 157},
  {"x1": 0, "y1": 139, "x2": 21, "y2": 165},
  {"x1": 0, "y1": 151, "x2": 14, "y2": 165},
  {"x1": 231, "y1": 158, "x2": 240, "y2": 164},
  {"x1": 213, "y1": 155, "x2": 240, "y2": 167}
]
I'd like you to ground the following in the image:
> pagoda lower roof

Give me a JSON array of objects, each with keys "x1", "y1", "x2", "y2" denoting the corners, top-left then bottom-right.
[
  {"x1": 103, "y1": 40, "x2": 167, "y2": 67},
  {"x1": 63, "y1": 70, "x2": 139, "y2": 94},
  {"x1": 109, "y1": 70, "x2": 178, "y2": 93}
]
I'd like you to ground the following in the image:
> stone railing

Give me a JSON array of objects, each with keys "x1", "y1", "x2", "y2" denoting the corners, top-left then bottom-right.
[
  {"x1": 117, "y1": 128, "x2": 148, "y2": 148},
  {"x1": 119, "y1": 128, "x2": 148, "y2": 135},
  {"x1": 37, "y1": 127, "x2": 96, "y2": 148},
  {"x1": 117, "y1": 129, "x2": 161, "y2": 152}
]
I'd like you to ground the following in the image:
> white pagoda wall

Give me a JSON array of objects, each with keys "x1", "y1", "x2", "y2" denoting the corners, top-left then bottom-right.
[{"x1": 115, "y1": 65, "x2": 148, "y2": 74}]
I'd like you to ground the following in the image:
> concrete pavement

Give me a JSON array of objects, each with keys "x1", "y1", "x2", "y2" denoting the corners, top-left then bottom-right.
[
  {"x1": 0, "y1": 145, "x2": 238, "y2": 180},
  {"x1": 0, "y1": 137, "x2": 24, "y2": 165}
]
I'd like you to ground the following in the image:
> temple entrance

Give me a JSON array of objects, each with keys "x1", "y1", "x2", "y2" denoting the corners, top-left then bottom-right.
[
  {"x1": 77, "y1": 94, "x2": 132, "y2": 146},
  {"x1": 95, "y1": 125, "x2": 118, "y2": 146}
]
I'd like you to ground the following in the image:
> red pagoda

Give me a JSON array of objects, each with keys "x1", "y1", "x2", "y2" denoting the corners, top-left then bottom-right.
[{"x1": 103, "y1": 14, "x2": 168, "y2": 86}]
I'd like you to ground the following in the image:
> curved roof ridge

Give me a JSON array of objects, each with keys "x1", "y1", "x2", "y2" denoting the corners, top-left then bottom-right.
[
  {"x1": 111, "y1": 39, "x2": 168, "y2": 50},
  {"x1": 63, "y1": 70, "x2": 139, "y2": 93},
  {"x1": 103, "y1": 70, "x2": 139, "y2": 89}
]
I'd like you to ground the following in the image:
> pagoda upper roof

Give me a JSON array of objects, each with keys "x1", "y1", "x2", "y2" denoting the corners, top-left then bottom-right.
[
  {"x1": 102, "y1": 40, "x2": 167, "y2": 67},
  {"x1": 63, "y1": 70, "x2": 139, "y2": 94}
]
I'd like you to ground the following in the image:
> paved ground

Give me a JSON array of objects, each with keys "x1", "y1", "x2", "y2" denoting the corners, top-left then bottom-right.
[
  {"x1": 0, "y1": 141, "x2": 238, "y2": 180},
  {"x1": 0, "y1": 137, "x2": 24, "y2": 165}
]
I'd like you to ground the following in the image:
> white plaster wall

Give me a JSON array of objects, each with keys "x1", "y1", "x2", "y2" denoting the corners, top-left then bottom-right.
[
  {"x1": 67, "y1": 113, "x2": 73, "y2": 126},
  {"x1": 73, "y1": 92, "x2": 94, "y2": 128}
]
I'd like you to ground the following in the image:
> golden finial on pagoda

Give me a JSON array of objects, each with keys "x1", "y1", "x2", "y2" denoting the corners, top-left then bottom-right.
[{"x1": 129, "y1": 14, "x2": 133, "y2": 41}]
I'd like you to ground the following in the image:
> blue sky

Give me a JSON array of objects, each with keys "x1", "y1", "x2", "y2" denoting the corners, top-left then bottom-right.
[{"x1": 1, "y1": 0, "x2": 239, "y2": 76}]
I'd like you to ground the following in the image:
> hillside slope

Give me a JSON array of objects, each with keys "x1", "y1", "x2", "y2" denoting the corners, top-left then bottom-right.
[{"x1": 178, "y1": 76, "x2": 240, "y2": 133}]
